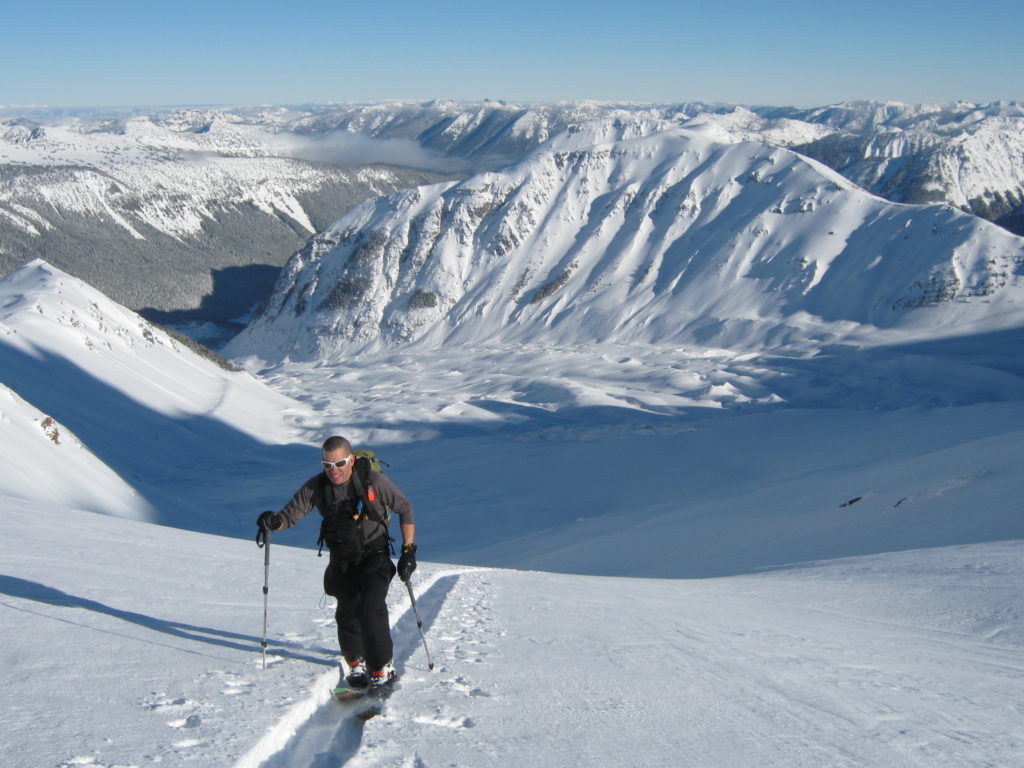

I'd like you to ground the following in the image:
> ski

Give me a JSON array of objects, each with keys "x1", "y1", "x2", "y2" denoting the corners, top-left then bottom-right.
[
  {"x1": 354, "y1": 677, "x2": 398, "y2": 721},
  {"x1": 331, "y1": 676, "x2": 397, "y2": 721},
  {"x1": 356, "y1": 703, "x2": 383, "y2": 721},
  {"x1": 332, "y1": 685, "x2": 367, "y2": 702}
]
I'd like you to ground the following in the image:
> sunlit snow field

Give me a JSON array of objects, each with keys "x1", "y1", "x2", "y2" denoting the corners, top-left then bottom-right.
[{"x1": 2, "y1": 260, "x2": 1023, "y2": 766}]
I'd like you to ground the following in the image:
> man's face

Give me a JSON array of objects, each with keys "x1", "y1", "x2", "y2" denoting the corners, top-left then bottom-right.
[{"x1": 322, "y1": 448, "x2": 355, "y2": 486}]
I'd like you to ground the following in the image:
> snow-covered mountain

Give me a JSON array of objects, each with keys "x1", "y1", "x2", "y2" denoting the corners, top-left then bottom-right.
[
  {"x1": 3, "y1": 100, "x2": 1023, "y2": 347},
  {"x1": 281, "y1": 99, "x2": 1024, "y2": 234},
  {"x1": 0, "y1": 379, "x2": 149, "y2": 519},
  {"x1": 4, "y1": 93, "x2": 1024, "y2": 768},
  {"x1": 784, "y1": 102, "x2": 1024, "y2": 231},
  {"x1": 225, "y1": 121, "x2": 1024, "y2": 363},
  {"x1": 2, "y1": 148, "x2": 1024, "y2": 767},
  {"x1": 0, "y1": 259, "x2": 314, "y2": 534},
  {"x1": 0, "y1": 111, "x2": 448, "y2": 331}
]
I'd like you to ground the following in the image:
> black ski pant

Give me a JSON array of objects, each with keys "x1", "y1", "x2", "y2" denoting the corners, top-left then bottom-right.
[{"x1": 327, "y1": 545, "x2": 396, "y2": 670}]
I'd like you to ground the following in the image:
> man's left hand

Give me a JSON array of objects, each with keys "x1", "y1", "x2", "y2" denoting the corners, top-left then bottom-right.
[{"x1": 397, "y1": 544, "x2": 418, "y2": 581}]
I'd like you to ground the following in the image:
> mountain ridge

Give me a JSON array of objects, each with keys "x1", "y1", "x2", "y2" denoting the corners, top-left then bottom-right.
[
  {"x1": 0, "y1": 114, "x2": 451, "y2": 330},
  {"x1": 225, "y1": 122, "x2": 1024, "y2": 363},
  {"x1": 3, "y1": 99, "x2": 1023, "y2": 343}
]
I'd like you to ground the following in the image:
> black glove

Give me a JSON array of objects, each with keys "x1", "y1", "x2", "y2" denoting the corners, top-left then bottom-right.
[
  {"x1": 257, "y1": 511, "x2": 282, "y2": 532},
  {"x1": 397, "y1": 544, "x2": 417, "y2": 582}
]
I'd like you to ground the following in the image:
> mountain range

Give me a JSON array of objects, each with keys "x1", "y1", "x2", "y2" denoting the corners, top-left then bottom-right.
[
  {"x1": 0, "y1": 110, "x2": 449, "y2": 341},
  {"x1": 225, "y1": 118, "x2": 1024, "y2": 363},
  {"x1": 2, "y1": 99, "x2": 1023, "y2": 345},
  {"x1": 286, "y1": 99, "x2": 1024, "y2": 234}
]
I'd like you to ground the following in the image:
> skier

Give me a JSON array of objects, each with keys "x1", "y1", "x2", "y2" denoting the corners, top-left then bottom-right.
[{"x1": 257, "y1": 436, "x2": 417, "y2": 691}]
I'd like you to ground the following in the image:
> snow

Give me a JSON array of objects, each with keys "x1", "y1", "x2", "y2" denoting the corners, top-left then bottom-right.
[
  {"x1": 6, "y1": 101, "x2": 1024, "y2": 252},
  {"x1": 3, "y1": 226, "x2": 1024, "y2": 763},
  {"x1": 0, "y1": 260, "x2": 308, "y2": 532},
  {"x1": 4, "y1": 503, "x2": 1023, "y2": 767},
  {"x1": 224, "y1": 124, "x2": 1024, "y2": 363},
  {"x1": 0, "y1": 114, "x2": 414, "y2": 247}
]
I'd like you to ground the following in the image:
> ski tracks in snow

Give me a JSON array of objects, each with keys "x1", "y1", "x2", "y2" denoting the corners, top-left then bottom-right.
[
  {"x1": 234, "y1": 566, "x2": 488, "y2": 768},
  {"x1": 231, "y1": 560, "x2": 1024, "y2": 767}
]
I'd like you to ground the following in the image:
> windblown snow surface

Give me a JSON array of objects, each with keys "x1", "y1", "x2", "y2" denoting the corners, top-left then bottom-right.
[{"x1": 2, "y1": 251, "x2": 1024, "y2": 764}]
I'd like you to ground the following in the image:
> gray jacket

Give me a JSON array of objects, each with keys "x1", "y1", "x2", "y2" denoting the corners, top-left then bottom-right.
[{"x1": 278, "y1": 469, "x2": 414, "y2": 544}]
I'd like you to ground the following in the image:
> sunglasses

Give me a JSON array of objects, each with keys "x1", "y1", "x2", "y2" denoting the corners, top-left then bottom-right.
[{"x1": 322, "y1": 455, "x2": 355, "y2": 470}]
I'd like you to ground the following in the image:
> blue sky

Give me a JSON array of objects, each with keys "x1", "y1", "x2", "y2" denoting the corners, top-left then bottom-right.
[{"x1": 2, "y1": 0, "x2": 1021, "y2": 108}]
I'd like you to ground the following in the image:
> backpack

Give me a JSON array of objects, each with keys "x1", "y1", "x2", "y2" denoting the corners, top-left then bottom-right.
[{"x1": 353, "y1": 448, "x2": 388, "y2": 474}]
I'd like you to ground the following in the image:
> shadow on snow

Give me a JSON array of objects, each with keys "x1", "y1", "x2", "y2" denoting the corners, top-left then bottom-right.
[{"x1": 0, "y1": 574, "x2": 336, "y2": 666}]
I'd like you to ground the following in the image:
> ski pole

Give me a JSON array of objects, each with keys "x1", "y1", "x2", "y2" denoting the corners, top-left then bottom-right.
[
  {"x1": 256, "y1": 521, "x2": 271, "y2": 670},
  {"x1": 405, "y1": 576, "x2": 434, "y2": 671}
]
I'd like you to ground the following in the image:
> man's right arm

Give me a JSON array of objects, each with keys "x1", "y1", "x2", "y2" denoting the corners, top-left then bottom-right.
[{"x1": 277, "y1": 475, "x2": 320, "y2": 529}]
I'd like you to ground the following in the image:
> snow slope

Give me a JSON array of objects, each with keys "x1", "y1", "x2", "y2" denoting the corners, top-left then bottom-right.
[
  {"x1": 0, "y1": 380, "x2": 148, "y2": 519},
  {"x1": 3, "y1": 263, "x2": 1024, "y2": 767},
  {"x1": 0, "y1": 260, "x2": 313, "y2": 533},
  {"x1": 3, "y1": 473, "x2": 1023, "y2": 767}
]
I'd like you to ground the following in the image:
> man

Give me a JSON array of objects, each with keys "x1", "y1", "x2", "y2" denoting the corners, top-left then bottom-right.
[{"x1": 257, "y1": 436, "x2": 416, "y2": 691}]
